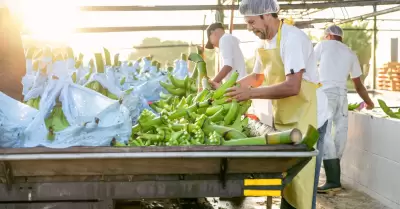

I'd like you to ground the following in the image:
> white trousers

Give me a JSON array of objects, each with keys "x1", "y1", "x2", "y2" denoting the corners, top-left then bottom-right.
[{"x1": 322, "y1": 87, "x2": 349, "y2": 160}]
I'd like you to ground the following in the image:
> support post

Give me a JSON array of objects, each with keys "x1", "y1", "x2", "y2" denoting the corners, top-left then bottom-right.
[
  {"x1": 373, "y1": 4, "x2": 377, "y2": 90},
  {"x1": 215, "y1": 0, "x2": 224, "y2": 77},
  {"x1": 229, "y1": 0, "x2": 235, "y2": 34},
  {"x1": 267, "y1": 196, "x2": 273, "y2": 209}
]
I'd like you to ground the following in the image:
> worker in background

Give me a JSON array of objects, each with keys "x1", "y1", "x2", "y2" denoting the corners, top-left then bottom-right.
[
  {"x1": 0, "y1": 4, "x2": 26, "y2": 101},
  {"x1": 225, "y1": 0, "x2": 322, "y2": 208},
  {"x1": 205, "y1": 22, "x2": 247, "y2": 88},
  {"x1": 314, "y1": 25, "x2": 374, "y2": 193}
]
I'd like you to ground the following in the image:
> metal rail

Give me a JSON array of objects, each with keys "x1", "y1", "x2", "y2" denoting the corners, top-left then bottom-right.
[
  {"x1": 0, "y1": 151, "x2": 318, "y2": 160},
  {"x1": 336, "y1": 5, "x2": 400, "y2": 24},
  {"x1": 79, "y1": 0, "x2": 400, "y2": 11},
  {"x1": 40, "y1": 19, "x2": 330, "y2": 34}
]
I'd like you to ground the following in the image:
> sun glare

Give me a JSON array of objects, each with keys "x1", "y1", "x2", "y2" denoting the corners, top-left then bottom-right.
[{"x1": 20, "y1": 0, "x2": 80, "y2": 42}]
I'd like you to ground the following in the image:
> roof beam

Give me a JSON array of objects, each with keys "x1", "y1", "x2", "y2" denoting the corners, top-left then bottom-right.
[
  {"x1": 336, "y1": 5, "x2": 400, "y2": 24},
  {"x1": 80, "y1": 0, "x2": 400, "y2": 12},
  {"x1": 68, "y1": 19, "x2": 333, "y2": 33}
]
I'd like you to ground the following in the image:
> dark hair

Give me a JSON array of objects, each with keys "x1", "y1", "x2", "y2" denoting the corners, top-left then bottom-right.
[
  {"x1": 332, "y1": 35, "x2": 343, "y2": 42},
  {"x1": 259, "y1": 13, "x2": 278, "y2": 19}
]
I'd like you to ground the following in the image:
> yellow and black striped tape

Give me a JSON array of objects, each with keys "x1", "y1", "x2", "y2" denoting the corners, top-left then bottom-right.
[{"x1": 243, "y1": 179, "x2": 282, "y2": 197}]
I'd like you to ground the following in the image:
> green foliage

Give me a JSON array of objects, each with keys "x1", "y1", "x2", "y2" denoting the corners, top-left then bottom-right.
[
  {"x1": 340, "y1": 21, "x2": 372, "y2": 67},
  {"x1": 307, "y1": 31, "x2": 320, "y2": 43},
  {"x1": 128, "y1": 37, "x2": 215, "y2": 75}
]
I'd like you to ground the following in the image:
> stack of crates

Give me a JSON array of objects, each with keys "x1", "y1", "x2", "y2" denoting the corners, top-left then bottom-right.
[{"x1": 377, "y1": 62, "x2": 400, "y2": 91}]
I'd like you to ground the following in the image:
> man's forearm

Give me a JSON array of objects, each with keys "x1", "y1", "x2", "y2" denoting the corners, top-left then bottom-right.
[
  {"x1": 356, "y1": 85, "x2": 373, "y2": 105},
  {"x1": 249, "y1": 80, "x2": 300, "y2": 100},
  {"x1": 212, "y1": 65, "x2": 232, "y2": 83},
  {"x1": 353, "y1": 77, "x2": 374, "y2": 106}
]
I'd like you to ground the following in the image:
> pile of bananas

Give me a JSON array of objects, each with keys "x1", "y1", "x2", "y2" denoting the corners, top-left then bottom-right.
[
  {"x1": 44, "y1": 99, "x2": 70, "y2": 141},
  {"x1": 25, "y1": 97, "x2": 41, "y2": 109}
]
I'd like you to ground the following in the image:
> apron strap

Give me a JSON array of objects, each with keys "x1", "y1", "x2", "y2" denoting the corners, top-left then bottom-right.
[{"x1": 277, "y1": 19, "x2": 284, "y2": 47}]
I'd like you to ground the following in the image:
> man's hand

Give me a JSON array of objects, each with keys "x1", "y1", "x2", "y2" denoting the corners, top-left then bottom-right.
[
  {"x1": 225, "y1": 85, "x2": 252, "y2": 102},
  {"x1": 365, "y1": 101, "x2": 374, "y2": 110},
  {"x1": 209, "y1": 80, "x2": 221, "y2": 90}
]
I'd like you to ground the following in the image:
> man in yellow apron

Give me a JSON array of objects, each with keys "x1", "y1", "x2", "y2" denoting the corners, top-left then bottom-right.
[{"x1": 225, "y1": 0, "x2": 320, "y2": 208}]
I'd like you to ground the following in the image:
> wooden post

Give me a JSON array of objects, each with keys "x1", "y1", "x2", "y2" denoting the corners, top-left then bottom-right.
[
  {"x1": 229, "y1": 0, "x2": 235, "y2": 34},
  {"x1": 202, "y1": 14, "x2": 207, "y2": 60},
  {"x1": 372, "y1": 4, "x2": 377, "y2": 90},
  {"x1": 266, "y1": 196, "x2": 273, "y2": 209}
]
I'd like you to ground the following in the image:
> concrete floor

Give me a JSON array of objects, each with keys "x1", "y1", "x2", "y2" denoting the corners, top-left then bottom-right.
[{"x1": 209, "y1": 169, "x2": 389, "y2": 209}]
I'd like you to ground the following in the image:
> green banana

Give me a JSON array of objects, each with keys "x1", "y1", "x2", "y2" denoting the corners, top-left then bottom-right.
[
  {"x1": 193, "y1": 89, "x2": 209, "y2": 103},
  {"x1": 92, "y1": 81, "x2": 102, "y2": 92},
  {"x1": 378, "y1": 99, "x2": 400, "y2": 119},
  {"x1": 107, "y1": 89, "x2": 119, "y2": 100},
  {"x1": 188, "y1": 53, "x2": 204, "y2": 63},
  {"x1": 71, "y1": 72, "x2": 77, "y2": 83},
  {"x1": 205, "y1": 105, "x2": 223, "y2": 116},
  {"x1": 213, "y1": 71, "x2": 239, "y2": 100},
  {"x1": 159, "y1": 81, "x2": 185, "y2": 96},
  {"x1": 114, "y1": 53, "x2": 120, "y2": 66},
  {"x1": 94, "y1": 53, "x2": 105, "y2": 73},
  {"x1": 45, "y1": 101, "x2": 70, "y2": 141},
  {"x1": 26, "y1": 99, "x2": 33, "y2": 107},
  {"x1": 209, "y1": 107, "x2": 225, "y2": 122},
  {"x1": 224, "y1": 100, "x2": 239, "y2": 125},
  {"x1": 213, "y1": 96, "x2": 229, "y2": 105},
  {"x1": 120, "y1": 77, "x2": 126, "y2": 85},
  {"x1": 167, "y1": 73, "x2": 185, "y2": 88},
  {"x1": 185, "y1": 94, "x2": 194, "y2": 106},
  {"x1": 103, "y1": 48, "x2": 111, "y2": 66},
  {"x1": 160, "y1": 92, "x2": 172, "y2": 100}
]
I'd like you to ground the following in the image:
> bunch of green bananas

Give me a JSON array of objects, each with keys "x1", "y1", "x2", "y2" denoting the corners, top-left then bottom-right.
[
  {"x1": 44, "y1": 100, "x2": 70, "y2": 141},
  {"x1": 85, "y1": 81, "x2": 133, "y2": 100},
  {"x1": 378, "y1": 99, "x2": 400, "y2": 119},
  {"x1": 25, "y1": 97, "x2": 41, "y2": 109},
  {"x1": 85, "y1": 81, "x2": 119, "y2": 100},
  {"x1": 348, "y1": 103, "x2": 361, "y2": 111}
]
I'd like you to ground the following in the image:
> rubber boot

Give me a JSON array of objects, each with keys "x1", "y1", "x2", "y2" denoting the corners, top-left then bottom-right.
[
  {"x1": 280, "y1": 198, "x2": 296, "y2": 209},
  {"x1": 317, "y1": 159, "x2": 342, "y2": 193}
]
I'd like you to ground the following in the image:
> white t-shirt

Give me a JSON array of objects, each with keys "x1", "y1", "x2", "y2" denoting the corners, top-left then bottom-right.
[
  {"x1": 314, "y1": 40, "x2": 362, "y2": 90},
  {"x1": 252, "y1": 23, "x2": 328, "y2": 128},
  {"x1": 317, "y1": 88, "x2": 329, "y2": 128},
  {"x1": 253, "y1": 24, "x2": 319, "y2": 84},
  {"x1": 218, "y1": 33, "x2": 247, "y2": 82}
]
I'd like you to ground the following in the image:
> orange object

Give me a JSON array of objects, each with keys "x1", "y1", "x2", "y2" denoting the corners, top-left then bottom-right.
[{"x1": 245, "y1": 114, "x2": 260, "y2": 121}]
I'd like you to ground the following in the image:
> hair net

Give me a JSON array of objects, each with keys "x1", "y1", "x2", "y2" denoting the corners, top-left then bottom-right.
[
  {"x1": 325, "y1": 25, "x2": 344, "y2": 38},
  {"x1": 239, "y1": 0, "x2": 280, "y2": 16}
]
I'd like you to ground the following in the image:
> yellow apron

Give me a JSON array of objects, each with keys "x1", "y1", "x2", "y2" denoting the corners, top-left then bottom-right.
[{"x1": 257, "y1": 20, "x2": 317, "y2": 209}]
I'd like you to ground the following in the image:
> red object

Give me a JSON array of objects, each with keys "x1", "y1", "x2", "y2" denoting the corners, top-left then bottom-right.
[
  {"x1": 357, "y1": 102, "x2": 366, "y2": 110},
  {"x1": 245, "y1": 114, "x2": 260, "y2": 121},
  {"x1": 147, "y1": 101, "x2": 153, "y2": 105}
]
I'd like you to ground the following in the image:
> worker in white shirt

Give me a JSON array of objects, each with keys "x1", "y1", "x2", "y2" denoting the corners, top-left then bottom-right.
[
  {"x1": 204, "y1": 22, "x2": 247, "y2": 87},
  {"x1": 314, "y1": 25, "x2": 374, "y2": 193},
  {"x1": 225, "y1": 0, "x2": 324, "y2": 208}
]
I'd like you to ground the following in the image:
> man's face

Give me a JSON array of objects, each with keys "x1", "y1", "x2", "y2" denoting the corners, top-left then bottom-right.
[
  {"x1": 323, "y1": 33, "x2": 334, "y2": 40},
  {"x1": 244, "y1": 15, "x2": 271, "y2": 40},
  {"x1": 209, "y1": 30, "x2": 218, "y2": 47}
]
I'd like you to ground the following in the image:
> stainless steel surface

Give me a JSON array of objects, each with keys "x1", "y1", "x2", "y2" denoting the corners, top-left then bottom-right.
[{"x1": 0, "y1": 151, "x2": 319, "y2": 161}]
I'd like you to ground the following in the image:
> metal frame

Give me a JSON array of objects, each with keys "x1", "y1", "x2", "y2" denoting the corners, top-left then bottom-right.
[
  {"x1": 79, "y1": 1, "x2": 400, "y2": 11},
  {"x1": 0, "y1": 146, "x2": 316, "y2": 209}
]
